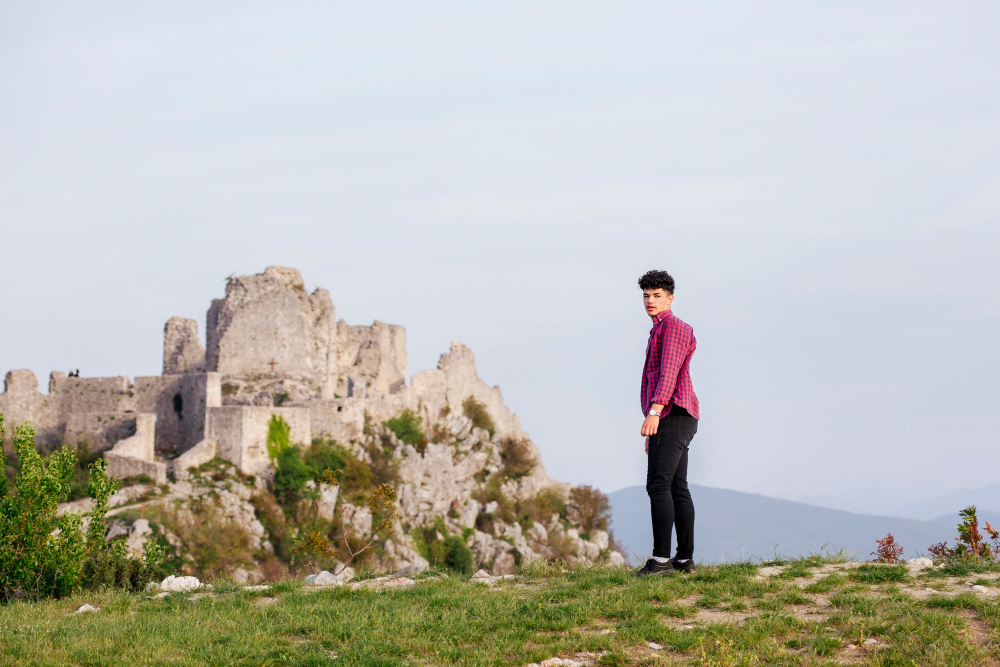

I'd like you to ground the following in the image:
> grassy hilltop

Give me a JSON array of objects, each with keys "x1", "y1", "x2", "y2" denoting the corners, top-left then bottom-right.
[{"x1": 2, "y1": 556, "x2": 1000, "y2": 666}]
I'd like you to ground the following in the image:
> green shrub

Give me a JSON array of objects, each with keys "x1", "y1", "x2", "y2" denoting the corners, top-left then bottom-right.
[
  {"x1": 384, "y1": 410, "x2": 428, "y2": 452},
  {"x1": 266, "y1": 415, "x2": 291, "y2": 460},
  {"x1": 67, "y1": 441, "x2": 102, "y2": 501},
  {"x1": 462, "y1": 397, "x2": 495, "y2": 436},
  {"x1": 272, "y1": 446, "x2": 314, "y2": 509},
  {"x1": 568, "y1": 485, "x2": 612, "y2": 533},
  {"x1": 307, "y1": 438, "x2": 374, "y2": 503},
  {"x1": 414, "y1": 520, "x2": 474, "y2": 575},
  {"x1": 0, "y1": 415, "x2": 161, "y2": 601},
  {"x1": 442, "y1": 535, "x2": 474, "y2": 575},
  {"x1": 499, "y1": 437, "x2": 536, "y2": 480},
  {"x1": 153, "y1": 496, "x2": 253, "y2": 579},
  {"x1": 519, "y1": 487, "x2": 567, "y2": 526},
  {"x1": 80, "y1": 540, "x2": 164, "y2": 592}
]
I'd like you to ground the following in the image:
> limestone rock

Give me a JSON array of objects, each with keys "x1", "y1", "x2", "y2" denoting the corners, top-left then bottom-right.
[
  {"x1": 336, "y1": 320, "x2": 407, "y2": 397},
  {"x1": 608, "y1": 551, "x2": 627, "y2": 567},
  {"x1": 315, "y1": 482, "x2": 340, "y2": 522},
  {"x1": 124, "y1": 518, "x2": 152, "y2": 557},
  {"x1": 305, "y1": 567, "x2": 355, "y2": 586},
  {"x1": 159, "y1": 575, "x2": 203, "y2": 592},
  {"x1": 73, "y1": 604, "x2": 100, "y2": 614}
]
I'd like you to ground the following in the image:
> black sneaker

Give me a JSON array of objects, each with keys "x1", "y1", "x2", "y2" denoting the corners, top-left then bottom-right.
[
  {"x1": 635, "y1": 558, "x2": 674, "y2": 576},
  {"x1": 671, "y1": 558, "x2": 696, "y2": 574}
]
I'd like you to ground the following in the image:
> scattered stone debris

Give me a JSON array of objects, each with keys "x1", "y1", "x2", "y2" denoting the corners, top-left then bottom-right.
[
  {"x1": 72, "y1": 604, "x2": 99, "y2": 615},
  {"x1": 906, "y1": 557, "x2": 933, "y2": 573},
  {"x1": 304, "y1": 568, "x2": 356, "y2": 587},
  {"x1": 647, "y1": 642, "x2": 663, "y2": 650},
  {"x1": 527, "y1": 657, "x2": 590, "y2": 667},
  {"x1": 243, "y1": 585, "x2": 271, "y2": 592},
  {"x1": 349, "y1": 576, "x2": 417, "y2": 592},
  {"x1": 471, "y1": 569, "x2": 515, "y2": 586}
]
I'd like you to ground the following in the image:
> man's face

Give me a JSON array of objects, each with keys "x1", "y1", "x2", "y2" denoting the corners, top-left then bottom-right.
[{"x1": 643, "y1": 288, "x2": 673, "y2": 317}]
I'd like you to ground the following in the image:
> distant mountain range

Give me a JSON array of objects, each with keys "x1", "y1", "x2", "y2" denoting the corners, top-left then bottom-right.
[
  {"x1": 609, "y1": 485, "x2": 1000, "y2": 565},
  {"x1": 796, "y1": 483, "x2": 1000, "y2": 521}
]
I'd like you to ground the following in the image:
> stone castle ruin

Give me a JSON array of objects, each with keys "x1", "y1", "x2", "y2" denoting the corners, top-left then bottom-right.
[{"x1": 2, "y1": 267, "x2": 618, "y2": 574}]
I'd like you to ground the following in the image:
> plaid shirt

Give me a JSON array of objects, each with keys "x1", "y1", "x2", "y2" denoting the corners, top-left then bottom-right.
[{"x1": 641, "y1": 309, "x2": 699, "y2": 419}]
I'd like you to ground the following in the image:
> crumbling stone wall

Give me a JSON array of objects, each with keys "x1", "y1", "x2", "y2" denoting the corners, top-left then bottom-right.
[
  {"x1": 336, "y1": 320, "x2": 407, "y2": 397},
  {"x1": 205, "y1": 266, "x2": 337, "y2": 399},
  {"x1": 0, "y1": 369, "x2": 220, "y2": 455},
  {"x1": 163, "y1": 317, "x2": 205, "y2": 374}
]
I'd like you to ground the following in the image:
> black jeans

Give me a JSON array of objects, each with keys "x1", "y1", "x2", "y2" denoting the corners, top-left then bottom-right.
[{"x1": 646, "y1": 410, "x2": 698, "y2": 559}]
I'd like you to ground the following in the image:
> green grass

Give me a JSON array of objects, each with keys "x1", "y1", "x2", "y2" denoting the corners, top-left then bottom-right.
[{"x1": 2, "y1": 558, "x2": 999, "y2": 665}]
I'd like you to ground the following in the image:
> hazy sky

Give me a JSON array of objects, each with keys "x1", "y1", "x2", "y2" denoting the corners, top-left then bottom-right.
[{"x1": 2, "y1": 2, "x2": 998, "y2": 514}]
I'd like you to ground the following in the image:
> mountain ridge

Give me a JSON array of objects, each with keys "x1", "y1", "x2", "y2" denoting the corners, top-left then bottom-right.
[{"x1": 608, "y1": 484, "x2": 985, "y2": 564}]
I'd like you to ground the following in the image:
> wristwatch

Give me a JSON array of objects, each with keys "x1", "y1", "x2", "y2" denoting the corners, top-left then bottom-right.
[{"x1": 647, "y1": 408, "x2": 661, "y2": 417}]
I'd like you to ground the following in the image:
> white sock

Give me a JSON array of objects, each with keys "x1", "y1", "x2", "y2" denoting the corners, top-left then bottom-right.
[
  {"x1": 651, "y1": 556, "x2": 670, "y2": 563},
  {"x1": 675, "y1": 558, "x2": 690, "y2": 563}
]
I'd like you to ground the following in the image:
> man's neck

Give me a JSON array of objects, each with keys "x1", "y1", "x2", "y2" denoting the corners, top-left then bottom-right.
[{"x1": 649, "y1": 307, "x2": 671, "y2": 322}]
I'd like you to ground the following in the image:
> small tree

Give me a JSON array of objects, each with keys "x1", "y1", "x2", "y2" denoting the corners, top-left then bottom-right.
[
  {"x1": 292, "y1": 468, "x2": 400, "y2": 574},
  {"x1": 928, "y1": 506, "x2": 998, "y2": 565},
  {"x1": 871, "y1": 533, "x2": 904, "y2": 564},
  {"x1": 568, "y1": 485, "x2": 612, "y2": 534}
]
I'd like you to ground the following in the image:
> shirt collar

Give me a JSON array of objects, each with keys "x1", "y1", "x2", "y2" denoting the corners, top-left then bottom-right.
[{"x1": 655, "y1": 309, "x2": 674, "y2": 323}]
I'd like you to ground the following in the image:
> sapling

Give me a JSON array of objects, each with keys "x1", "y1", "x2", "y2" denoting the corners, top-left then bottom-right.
[
  {"x1": 870, "y1": 533, "x2": 904, "y2": 564},
  {"x1": 292, "y1": 468, "x2": 400, "y2": 575}
]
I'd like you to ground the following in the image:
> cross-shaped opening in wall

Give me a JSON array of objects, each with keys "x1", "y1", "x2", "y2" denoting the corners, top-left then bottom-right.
[{"x1": 269, "y1": 359, "x2": 277, "y2": 373}]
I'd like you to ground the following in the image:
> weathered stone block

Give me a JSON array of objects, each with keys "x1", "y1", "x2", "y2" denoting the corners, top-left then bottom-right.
[
  {"x1": 163, "y1": 317, "x2": 205, "y2": 374},
  {"x1": 205, "y1": 405, "x2": 311, "y2": 478}
]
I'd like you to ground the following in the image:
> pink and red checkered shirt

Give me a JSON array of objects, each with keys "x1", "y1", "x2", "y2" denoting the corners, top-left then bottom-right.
[{"x1": 641, "y1": 309, "x2": 699, "y2": 419}]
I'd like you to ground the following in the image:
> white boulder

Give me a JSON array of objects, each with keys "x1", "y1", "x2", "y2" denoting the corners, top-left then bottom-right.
[{"x1": 159, "y1": 575, "x2": 203, "y2": 592}]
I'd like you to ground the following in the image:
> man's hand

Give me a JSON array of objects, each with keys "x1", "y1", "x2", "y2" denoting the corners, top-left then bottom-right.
[{"x1": 641, "y1": 414, "x2": 660, "y2": 437}]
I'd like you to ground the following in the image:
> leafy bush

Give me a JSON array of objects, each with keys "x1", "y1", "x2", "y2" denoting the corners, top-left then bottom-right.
[
  {"x1": 462, "y1": 397, "x2": 495, "y2": 436},
  {"x1": 928, "y1": 506, "x2": 1000, "y2": 565},
  {"x1": 499, "y1": 437, "x2": 536, "y2": 480},
  {"x1": 0, "y1": 415, "x2": 161, "y2": 601},
  {"x1": 414, "y1": 519, "x2": 474, "y2": 575},
  {"x1": 518, "y1": 487, "x2": 567, "y2": 526},
  {"x1": 67, "y1": 441, "x2": 102, "y2": 501},
  {"x1": 272, "y1": 446, "x2": 314, "y2": 508},
  {"x1": 80, "y1": 540, "x2": 165, "y2": 592},
  {"x1": 154, "y1": 496, "x2": 253, "y2": 579},
  {"x1": 384, "y1": 410, "x2": 428, "y2": 452},
  {"x1": 292, "y1": 483, "x2": 400, "y2": 573},
  {"x1": 870, "y1": 532, "x2": 904, "y2": 564},
  {"x1": 568, "y1": 485, "x2": 611, "y2": 533},
  {"x1": 266, "y1": 415, "x2": 291, "y2": 460},
  {"x1": 273, "y1": 439, "x2": 375, "y2": 510},
  {"x1": 305, "y1": 438, "x2": 373, "y2": 503}
]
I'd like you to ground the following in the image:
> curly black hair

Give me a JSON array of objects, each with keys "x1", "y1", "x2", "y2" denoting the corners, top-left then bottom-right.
[{"x1": 638, "y1": 270, "x2": 675, "y2": 294}]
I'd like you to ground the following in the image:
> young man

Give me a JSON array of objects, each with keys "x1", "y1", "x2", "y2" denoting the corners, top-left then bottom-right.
[{"x1": 635, "y1": 269, "x2": 700, "y2": 576}]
